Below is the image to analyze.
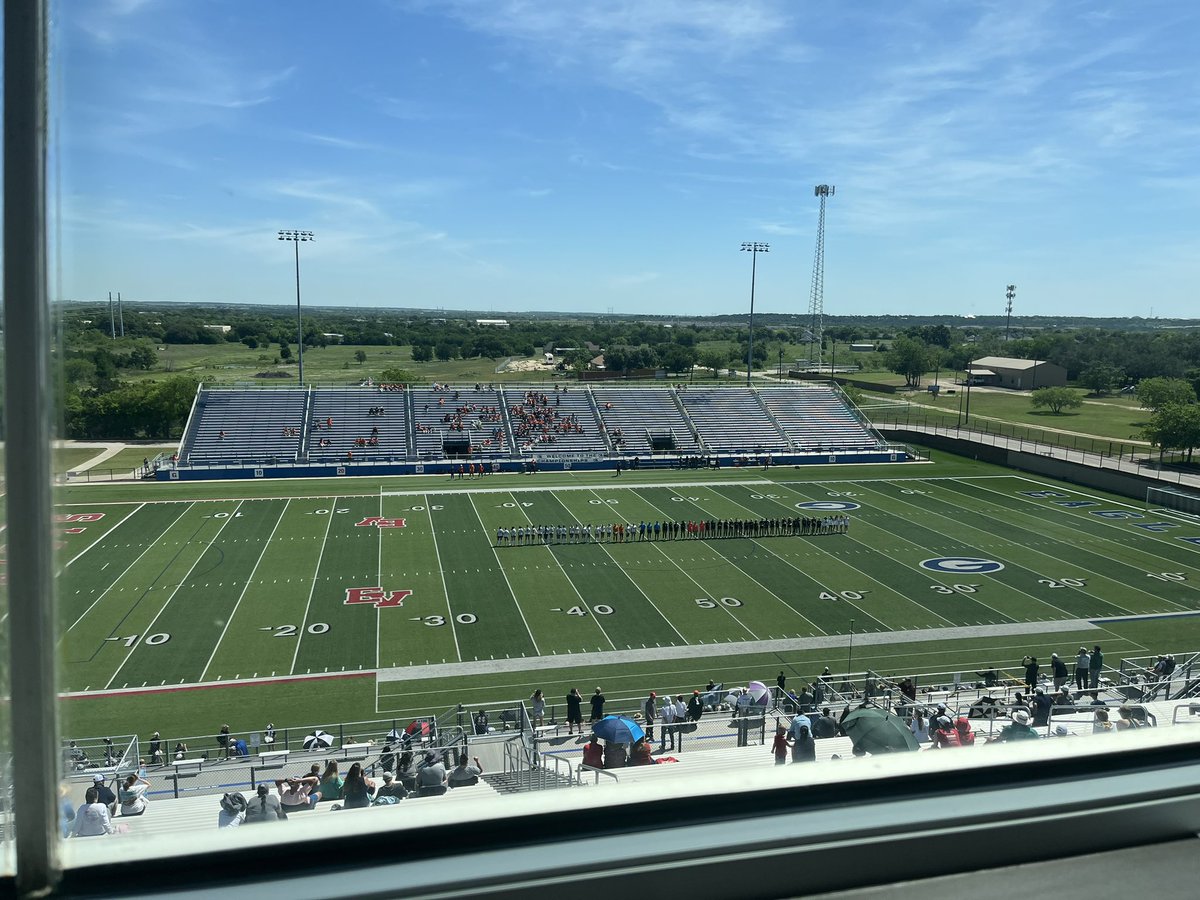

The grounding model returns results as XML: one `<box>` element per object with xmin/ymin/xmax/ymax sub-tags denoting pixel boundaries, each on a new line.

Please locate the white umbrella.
<box><xmin>303</xmin><ymin>730</ymin><xmax>333</xmax><ymax>750</ymax></box>
<box><xmin>747</xmin><ymin>681</ymin><xmax>770</xmax><ymax>703</ymax></box>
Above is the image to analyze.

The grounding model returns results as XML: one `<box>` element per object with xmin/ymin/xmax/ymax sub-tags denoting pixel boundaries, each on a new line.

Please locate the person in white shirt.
<box><xmin>660</xmin><ymin>696</ymin><xmax>678</xmax><ymax>751</ymax></box>
<box><xmin>218</xmin><ymin>792</ymin><xmax>247</xmax><ymax>828</ymax></box>
<box><xmin>118</xmin><ymin>773</ymin><xmax>151</xmax><ymax>817</ymax></box>
<box><xmin>71</xmin><ymin>787</ymin><xmax>117</xmax><ymax>837</ymax></box>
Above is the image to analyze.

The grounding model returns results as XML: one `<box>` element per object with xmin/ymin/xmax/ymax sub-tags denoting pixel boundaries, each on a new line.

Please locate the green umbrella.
<box><xmin>841</xmin><ymin>707</ymin><xmax>919</xmax><ymax>754</ymax></box>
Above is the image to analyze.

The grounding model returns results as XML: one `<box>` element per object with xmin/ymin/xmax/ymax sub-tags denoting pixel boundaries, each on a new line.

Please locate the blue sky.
<box><xmin>55</xmin><ymin>0</ymin><xmax>1200</xmax><ymax>318</ymax></box>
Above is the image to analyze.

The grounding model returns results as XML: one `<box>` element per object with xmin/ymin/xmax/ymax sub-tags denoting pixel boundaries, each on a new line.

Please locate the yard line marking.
<box><xmin>199</xmin><ymin>499</ymin><xmax>290</xmax><ymax>682</ymax></box>
<box><xmin>424</xmin><ymin>494</ymin><xmax>463</xmax><ymax>663</ymax></box>
<box><xmin>627</xmin><ymin>491</ymin><xmax>763</xmax><ymax>640</ymax></box>
<box><xmin>61</xmin><ymin>502</ymin><xmax>196</xmax><ymax>636</ymax></box>
<box><xmin>466</xmin><ymin>494</ymin><xmax>542</xmax><ymax>655</ymax></box>
<box><xmin>377</xmin><ymin>489</ymin><xmax>383</xmax><ymax>670</ymax></box>
<box><xmin>549</xmin><ymin>494</ymin><xmax>689</xmax><ymax>645</ymax></box>
<box><xmin>60</xmin><ymin>502</ymin><xmax>146</xmax><ymax>570</ymax></box>
<box><xmin>704</xmin><ymin>488</ymin><xmax>896</xmax><ymax>631</ymax></box>
<box><xmin>104</xmin><ymin>500</ymin><xmax>245</xmax><ymax>689</ymax></box>
<box><xmin>507</xmin><ymin>491</ymin><xmax>616</xmax><ymax>651</ymax></box>
<box><xmin>859</xmin><ymin>479</ymin><xmax>1166</xmax><ymax>616</ymax></box>
<box><xmin>938</xmin><ymin>478</ymin><xmax>1195</xmax><ymax>608</ymax></box>
<box><xmin>289</xmin><ymin>502</ymin><xmax>337</xmax><ymax>675</ymax></box>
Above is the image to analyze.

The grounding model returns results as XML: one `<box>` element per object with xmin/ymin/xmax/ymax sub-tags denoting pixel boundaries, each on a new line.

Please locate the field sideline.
<box><xmin>52</xmin><ymin>454</ymin><xmax>1200</xmax><ymax>739</ymax></box>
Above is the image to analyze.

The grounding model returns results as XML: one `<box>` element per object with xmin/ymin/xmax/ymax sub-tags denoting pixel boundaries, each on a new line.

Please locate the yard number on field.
<box><xmin>819</xmin><ymin>590</ymin><xmax>869</xmax><ymax>601</ymax></box>
<box><xmin>261</xmin><ymin>623</ymin><xmax>329</xmax><ymax>637</ymax></box>
<box><xmin>551</xmin><ymin>606</ymin><xmax>615</xmax><ymax>616</ymax></box>
<box><xmin>414</xmin><ymin>614</ymin><xmax>477</xmax><ymax>626</ymax></box>
<box><xmin>695</xmin><ymin>597</ymin><xmax>743</xmax><ymax>608</ymax></box>
<box><xmin>1147</xmin><ymin>572</ymin><xmax>1187</xmax><ymax>582</ymax></box>
<box><xmin>930</xmin><ymin>584</ymin><xmax>979</xmax><ymax>594</ymax></box>
<box><xmin>105</xmin><ymin>632</ymin><xmax>169</xmax><ymax>647</ymax></box>
<box><xmin>1038</xmin><ymin>577</ymin><xmax>1088</xmax><ymax>588</ymax></box>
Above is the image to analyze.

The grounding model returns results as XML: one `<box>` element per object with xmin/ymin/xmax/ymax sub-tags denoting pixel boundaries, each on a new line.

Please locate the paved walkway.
<box><xmin>877</xmin><ymin>421</ymin><xmax>1200</xmax><ymax>492</ymax></box>
<box><xmin>65</xmin><ymin>442</ymin><xmax>126</xmax><ymax>472</ymax></box>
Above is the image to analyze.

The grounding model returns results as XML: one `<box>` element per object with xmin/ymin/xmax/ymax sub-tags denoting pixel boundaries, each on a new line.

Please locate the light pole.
<box><xmin>847</xmin><ymin>618</ymin><xmax>856</xmax><ymax>672</ymax></box>
<box><xmin>778</xmin><ymin>347</ymin><xmax>784</xmax><ymax>381</ymax></box>
<box><xmin>740</xmin><ymin>241</ymin><xmax>768</xmax><ymax>386</ymax></box>
<box><xmin>1005</xmin><ymin>284</ymin><xmax>1016</xmax><ymax>342</ymax></box>
<box><xmin>278</xmin><ymin>229</ymin><xmax>314</xmax><ymax>385</ymax></box>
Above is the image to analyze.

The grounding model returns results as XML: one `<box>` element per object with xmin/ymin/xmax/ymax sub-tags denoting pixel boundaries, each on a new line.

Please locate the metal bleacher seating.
<box><xmin>759</xmin><ymin>386</ymin><xmax>881</xmax><ymax>451</ymax></box>
<box><xmin>678</xmin><ymin>388</ymin><xmax>789</xmax><ymax>452</ymax></box>
<box><xmin>504</xmin><ymin>386</ymin><xmax>606</xmax><ymax>454</ymax></box>
<box><xmin>590</xmin><ymin>387</ymin><xmax>701</xmax><ymax>455</ymax></box>
<box><xmin>410</xmin><ymin>386</ymin><xmax>509</xmax><ymax>459</ymax></box>
<box><xmin>308</xmin><ymin>389</ymin><xmax>409</xmax><ymax>462</ymax></box>
<box><xmin>185</xmin><ymin>389</ymin><xmax>306</xmax><ymax>464</ymax></box>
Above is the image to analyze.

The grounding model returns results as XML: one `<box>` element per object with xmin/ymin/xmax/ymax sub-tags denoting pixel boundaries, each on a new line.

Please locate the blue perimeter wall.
<box><xmin>158</xmin><ymin>450</ymin><xmax>909</xmax><ymax>481</ymax></box>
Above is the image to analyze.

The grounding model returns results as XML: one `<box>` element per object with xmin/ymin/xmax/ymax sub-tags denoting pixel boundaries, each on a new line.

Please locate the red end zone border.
<box><xmin>60</xmin><ymin>670</ymin><xmax>374</xmax><ymax>701</ymax></box>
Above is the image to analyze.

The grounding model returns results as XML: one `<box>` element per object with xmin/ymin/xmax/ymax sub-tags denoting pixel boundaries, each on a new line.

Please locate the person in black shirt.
<box><xmin>565</xmin><ymin>688</ymin><xmax>583</xmax><ymax>734</ymax></box>
<box><xmin>590</xmin><ymin>687</ymin><xmax>606</xmax><ymax>722</ymax></box>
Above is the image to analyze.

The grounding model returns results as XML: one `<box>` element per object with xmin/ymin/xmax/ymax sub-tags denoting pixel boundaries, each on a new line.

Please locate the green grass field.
<box><xmin>53</xmin><ymin>455</ymin><xmax>1200</xmax><ymax>740</ymax></box>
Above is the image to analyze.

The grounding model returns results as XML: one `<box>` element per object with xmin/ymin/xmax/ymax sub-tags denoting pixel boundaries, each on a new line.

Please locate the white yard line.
<box><xmin>506</xmin><ymin>491</ymin><xmax>616</xmax><ymax>651</ymax></box>
<box><xmin>104</xmin><ymin>500</ymin><xmax>245</xmax><ymax>689</ymax></box>
<box><xmin>424</xmin><ymin>494</ymin><xmax>463</xmax><ymax>663</ymax></box>
<box><xmin>60</xmin><ymin>502</ymin><xmax>146</xmax><ymax>570</ymax></box>
<box><xmin>199</xmin><ymin>499</ymin><xmax>290</xmax><ymax>682</ymax></box>
<box><xmin>466</xmin><ymin>494</ymin><xmax>542</xmax><ymax>656</ymax></box>
<box><xmin>61</xmin><ymin>503</ymin><xmax>196</xmax><ymax>636</ymax></box>
<box><xmin>376</xmin><ymin>490</ymin><xmax>384</xmax><ymax>670</ymax></box>
<box><xmin>289</xmin><ymin>502</ymin><xmax>337</xmax><ymax>675</ymax></box>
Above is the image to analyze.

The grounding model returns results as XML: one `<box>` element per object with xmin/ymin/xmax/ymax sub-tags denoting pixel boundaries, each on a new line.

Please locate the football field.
<box><xmin>56</xmin><ymin>468</ymin><xmax>1200</xmax><ymax>700</ymax></box>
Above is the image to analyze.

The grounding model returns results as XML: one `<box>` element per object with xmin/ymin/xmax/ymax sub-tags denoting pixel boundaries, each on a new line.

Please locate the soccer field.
<box><xmin>57</xmin><ymin>467</ymin><xmax>1200</xmax><ymax>701</ymax></box>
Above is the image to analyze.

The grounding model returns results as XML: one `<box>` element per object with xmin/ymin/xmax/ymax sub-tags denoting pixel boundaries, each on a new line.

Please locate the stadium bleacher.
<box><xmin>409</xmin><ymin>386</ymin><xmax>510</xmax><ymax>459</ymax></box>
<box><xmin>759</xmin><ymin>385</ymin><xmax>881</xmax><ymax>451</ymax></box>
<box><xmin>590</xmin><ymin>387</ymin><xmax>702</xmax><ymax>455</ymax></box>
<box><xmin>184</xmin><ymin>388</ymin><xmax>306</xmax><ymax>464</ymax></box>
<box><xmin>678</xmin><ymin>387</ymin><xmax>789</xmax><ymax>452</ymax></box>
<box><xmin>503</xmin><ymin>386</ymin><xmax>606</xmax><ymax>454</ymax></box>
<box><xmin>307</xmin><ymin>388</ymin><xmax>409</xmax><ymax>462</ymax></box>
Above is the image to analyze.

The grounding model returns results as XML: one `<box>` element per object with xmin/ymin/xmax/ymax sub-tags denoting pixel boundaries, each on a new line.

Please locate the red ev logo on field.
<box><xmin>354</xmin><ymin>517</ymin><xmax>407</xmax><ymax>528</ymax></box>
<box><xmin>344</xmin><ymin>586</ymin><xmax>413</xmax><ymax>608</ymax></box>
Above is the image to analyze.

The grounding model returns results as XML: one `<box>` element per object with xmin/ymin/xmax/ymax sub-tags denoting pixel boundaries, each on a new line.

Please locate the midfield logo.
<box><xmin>345</xmin><ymin>586</ymin><xmax>413</xmax><ymax>608</ymax></box>
<box><xmin>355</xmin><ymin>517</ymin><xmax>407</xmax><ymax>528</ymax></box>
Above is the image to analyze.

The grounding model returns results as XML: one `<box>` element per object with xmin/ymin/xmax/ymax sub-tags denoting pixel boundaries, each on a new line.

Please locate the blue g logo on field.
<box><xmin>921</xmin><ymin>557</ymin><xmax>1005</xmax><ymax>574</ymax></box>
<box><xmin>796</xmin><ymin>501</ymin><xmax>861</xmax><ymax>511</ymax></box>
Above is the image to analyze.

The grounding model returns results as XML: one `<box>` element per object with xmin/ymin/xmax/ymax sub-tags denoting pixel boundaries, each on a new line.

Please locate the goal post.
<box><xmin>1146</xmin><ymin>485</ymin><xmax>1200</xmax><ymax>516</ymax></box>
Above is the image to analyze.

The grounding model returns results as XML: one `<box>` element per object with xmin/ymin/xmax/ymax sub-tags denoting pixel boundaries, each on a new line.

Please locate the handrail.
<box><xmin>577</xmin><ymin>763</ymin><xmax>619</xmax><ymax>785</ymax></box>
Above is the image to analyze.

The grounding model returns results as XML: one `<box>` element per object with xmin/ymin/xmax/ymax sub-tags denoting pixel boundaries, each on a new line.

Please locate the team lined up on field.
<box><xmin>495</xmin><ymin>515</ymin><xmax>850</xmax><ymax>547</ymax></box>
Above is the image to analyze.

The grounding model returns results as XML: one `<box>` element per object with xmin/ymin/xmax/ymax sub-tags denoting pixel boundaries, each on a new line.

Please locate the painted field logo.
<box><xmin>921</xmin><ymin>557</ymin><xmax>1005</xmax><ymax>574</ymax></box>
<box><xmin>796</xmin><ymin>501</ymin><xmax>861</xmax><ymax>511</ymax></box>
<box><xmin>355</xmin><ymin>517</ymin><xmax>407</xmax><ymax>528</ymax></box>
<box><xmin>345</xmin><ymin>586</ymin><xmax>413</xmax><ymax>608</ymax></box>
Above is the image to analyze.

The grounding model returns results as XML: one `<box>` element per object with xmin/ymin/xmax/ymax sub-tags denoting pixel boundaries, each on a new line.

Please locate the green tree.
<box><xmin>355</xmin><ymin>349</ymin><xmax>368</xmax><ymax>365</ymax></box>
<box><xmin>1135</xmin><ymin>376</ymin><xmax>1196</xmax><ymax>412</ymax></box>
<box><xmin>885</xmin><ymin>335</ymin><xmax>936</xmax><ymax>388</ymax></box>
<box><xmin>1079</xmin><ymin>364</ymin><xmax>1123</xmax><ymax>396</ymax></box>
<box><xmin>379</xmin><ymin>367</ymin><xmax>417</xmax><ymax>384</ymax></box>
<box><xmin>1142</xmin><ymin>403</ymin><xmax>1200</xmax><ymax>462</ymax></box>
<box><xmin>411</xmin><ymin>344</ymin><xmax>434</xmax><ymax>363</ymax></box>
<box><xmin>279</xmin><ymin>345</ymin><xmax>292</xmax><ymax>361</ymax></box>
<box><xmin>697</xmin><ymin>350</ymin><xmax>725</xmax><ymax>378</ymax></box>
<box><xmin>434</xmin><ymin>343</ymin><xmax>455</xmax><ymax>362</ymax></box>
<box><xmin>1031</xmin><ymin>386</ymin><xmax>1083</xmax><ymax>415</ymax></box>
<box><xmin>657</xmin><ymin>344</ymin><xmax>697</xmax><ymax>374</ymax></box>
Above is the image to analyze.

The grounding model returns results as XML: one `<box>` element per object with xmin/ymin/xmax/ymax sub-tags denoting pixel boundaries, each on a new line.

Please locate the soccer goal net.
<box><xmin>1146</xmin><ymin>486</ymin><xmax>1200</xmax><ymax>517</ymax></box>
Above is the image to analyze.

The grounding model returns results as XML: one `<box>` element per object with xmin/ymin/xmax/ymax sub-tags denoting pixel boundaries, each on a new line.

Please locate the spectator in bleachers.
<box><xmin>244</xmin><ymin>783</ymin><xmax>286</xmax><ymax>823</ymax></box>
<box><xmin>791</xmin><ymin>725</ymin><xmax>816</xmax><ymax>763</ymax></box>
<box><xmin>174</xmin><ymin>742</ymin><xmax>188</xmax><ymax>761</ymax></box>
<box><xmin>643</xmin><ymin>692</ymin><xmax>657</xmax><ymax>742</ymax></box>
<box><xmin>582</xmin><ymin>737</ymin><xmax>604</xmax><ymax>770</ymax></box>
<box><xmin>118</xmin><ymin>773</ymin><xmax>151</xmax><ymax>817</ymax></box>
<box><xmin>930</xmin><ymin>717</ymin><xmax>961</xmax><ymax>749</ymax></box>
<box><xmin>339</xmin><ymin>762</ymin><xmax>376</xmax><ymax>809</ymax></box>
<box><xmin>1022</xmin><ymin>656</ymin><xmax>1040</xmax><ymax>693</ymax></box>
<box><xmin>218</xmin><ymin>792</ymin><xmax>247</xmax><ymax>828</ymax></box>
<box><xmin>448</xmin><ymin>753</ymin><xmax>484</xmax><ymax>788</ymax></box>
<box><xmin>812</xmin><ymin>708</ymin><xmax>840</xmax><ymax>739</ymax></box>
<box><xmin>277</xmin><ymin>776</ymin><xmax>320</xmax><ymax>812</ymax></box>
<box><xmin>1089</xmin><ymin>645</ymin><xmax>1104</xmax><ymax>689</ymax></box>
<box><xmin>629</xmin><ymin>738</ymin><xmax>654</xmax><ymax>766</ymax></box>
<box><xmin>417</xmin><ymin>751</ymin><xmax>448</xmax><ymax>797</ymax></box>
<box><xmin>566</xmin><ymin>688</ymin><xmax>583</xmax><ymax>734</ymax></box>
<box><xmin>395</xmin><ymin>751</ymin><xmax>418</xmax><ymax>793</ymax></box>
<box><xmin>374</xmin><ymin>771</ymin><xmax>408</xmax><ymax>802</ymax></box>
<box><xmin>955</xmin><ymin>717</ymin><xmax>976</xmax><ymax>746</ymax></box>
<box><xmin>70</xmin><ymin>787</ymin><xmax>117</xmax><ymax>837</ymax></box>
<box><xmin>217</xmin><ymin>724</ymin><xmax>231</xmax><ymax>759</ymax></box>
<box><xmin>92</xmin><ymin>774</ymin><xmax>117</xmax><ymax>815</ymax></box>
<box><xmin>1115</xmin><ymin>706</ymin><xmax>1145</xmax><ymax>732</ymax></box>
<box><xmin>379</xmin><ymin>742</ymin><xmax>396</xmax><ymax>773</ymax></box>
<box><xmin>1074</xmin><ymin>647</ymin><xmax>1091</xmax><ymax>690</ymax></box>
<box><xmin>909</xmin><ymin>709</ymin><xmax>931</xmax><ymax>744</ymax></box>
<box><xmin>687</xmin><ymin>690</ymin><xmax>704</xmax><ymax>722</ymax></box>
<box><xmin>1050</xmin><ymin>653</ymin><xmax>1069</xmax><ymax>690</ymax></box>
<box><xmin>991</xmin><ymin>710</ymin><xmax>1039</xmax><ymax>743</ymax></box>
<box><xmin>59</xmin><ymin>785</ymin><xmax>75</xmax><ymax>838</ymax></box>
<box><xmin>530</xmin><ymin>690</ymin><xmax>546</xmax><ymax>727</ymax></box>
<box><xmin>1093</xmin><ymin>708</ymin><xmax>1115</xmax><ymax>734</ymax></box>
<box><xmin>590</xmin><ymin>687</ymin><xmax>606</xmax><ymax>722</ymax></box>
<box><xmin>148</xmin><ymin>732</ymin><xmax>162</xmax><ymax>766</ymax></box>
<box><xmin>1032</xmin><ymin>689</ymin><xmax>1053</xmax><ymax>727</ymax></box>
<box><xmin>318</xmin><ymin>761</ymin><xmax>343</xmax><ymax>803</ymax></box>
<box><xmin>771</xmin><ymin>725</ymin><xmax>792</xmax><ymax>765</ymax></box>
<box><xmin>1054</xmin><ymin>685</ymin><xmax>1074</xmax><ymax>711</ymax></box>
<box><xmin>603</xmin><ymin>741</ymin><xmax>628</xmax><ymax>769</ymax></box>
<box><xmin>659</xmin><ymin>694</ymin><xmax>677</xmax><ymax>751</ymax></box>
<box><xmin>473</xmin><ymin>709</ymin><xmax>489</xmax><ymax>735</ymax></box>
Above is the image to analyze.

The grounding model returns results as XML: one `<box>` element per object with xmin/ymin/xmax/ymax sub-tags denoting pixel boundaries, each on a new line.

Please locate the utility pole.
<box><xmin>108</xmin><ymin>291</ymin><xmax>115</xmax><ymax>338</ymax></box>
<box><xmin>807</xmin><ymin>184</ymin><xmax>835</xmax><ymax>370</ymax></box>
<box><xmin>118</xmin><ymin>291</ymin><xmax>124</xmax><ymax>337</ymax></box>
<box><xmin>740</xmin><ymin>241</ymin><xmax>768</xmax><ymax>387</ymax></box>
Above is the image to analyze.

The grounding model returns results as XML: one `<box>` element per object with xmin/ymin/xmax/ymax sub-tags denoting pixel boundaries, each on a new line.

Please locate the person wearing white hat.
<box><xmin>991</xmin><ymin>709</ymin><xmax>1039</xmax><ymax>743</ymax></box>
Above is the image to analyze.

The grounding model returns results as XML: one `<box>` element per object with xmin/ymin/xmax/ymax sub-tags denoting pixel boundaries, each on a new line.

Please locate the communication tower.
<box><xmin>807</xmin><ymin>184</ymin><xmax>835</xmax><ymax>369</ymax></box>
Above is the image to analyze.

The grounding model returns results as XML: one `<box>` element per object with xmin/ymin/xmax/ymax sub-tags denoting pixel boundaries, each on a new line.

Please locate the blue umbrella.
<box><xmin>592</xmin><ymin>715</ymin><xmax>645</xmax><ymax>745</ymax></box>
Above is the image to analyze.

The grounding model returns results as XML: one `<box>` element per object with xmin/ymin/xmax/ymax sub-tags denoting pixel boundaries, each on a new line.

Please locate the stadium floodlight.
<box><xmin>740</xmin><ymin>242</ymin><xmax>769</xmax><ymax>386</ymax></box>
<box><xmin>278</xmin><ymin>229</ymin><xmax>314</xmax><ymax>385</ymax></box>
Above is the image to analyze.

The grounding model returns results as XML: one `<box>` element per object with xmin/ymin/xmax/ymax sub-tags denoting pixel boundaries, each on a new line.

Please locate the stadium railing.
<box><xmin>1117</xmin><ymin>651</ymin><xmax>1199</xmax><ymax>702</ymax></box>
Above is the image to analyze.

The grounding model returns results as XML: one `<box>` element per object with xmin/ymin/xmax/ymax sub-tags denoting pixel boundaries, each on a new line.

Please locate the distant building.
<box><xmin>203</xmin><ymin>324</ymin><xmax>232</xmax><ymax>333</ymax></box>
<box><xmin>968</xmin><ymin>356</ymin><xmax>1066</xmax><ymax>390</ymax></box>
<box><xmin>476</xmin><ymin>319</ymin><xmax>510</xmax><ymax>328</ymax></box>
<box><xmin>322</xmin><ymin>333</ymin><xmax>345</xmax><ymax>343</ymax></box>
<box><xmin>849</xmin><ymin>343</ymin><xmax>874</xmax><ymax>352</ymax></box>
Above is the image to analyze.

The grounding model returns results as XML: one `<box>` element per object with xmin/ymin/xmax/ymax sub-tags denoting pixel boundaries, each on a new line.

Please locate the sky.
<box><xmin>54</xmin><ymin>0</ymin><xmax>1200</xmax><ymax>319</ymax></box>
